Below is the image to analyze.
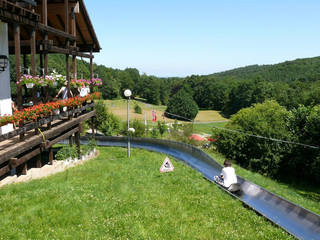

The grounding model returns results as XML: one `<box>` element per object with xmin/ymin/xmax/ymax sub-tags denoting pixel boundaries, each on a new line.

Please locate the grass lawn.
<box><xmin>0</xmin><ymin>147</ymin><xmax>294</xmax><ymax>239</ymax></box>
<box><xmin>104</xmin><ymin>99</ymin><xmax>228</xmax><ymax>123</ymax></box>
<box><xmin>207</xmin><ymin>151</ymin><xmax>320</xmax><ymax>216</ymax></box>
<box><xmin>194</xmin><ymin>110</ymin><xmax>228</xmax><ymax>122</ymax></box>
<box><xmin>193</xmin><ymin>122</ymin><xmax>229</xmax><ymax>135</ymax></box>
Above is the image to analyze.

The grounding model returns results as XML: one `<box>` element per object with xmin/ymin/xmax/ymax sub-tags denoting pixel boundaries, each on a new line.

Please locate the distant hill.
<box><xmin>208</xmin><ymin>56</ymin><xmax>320</xmax><ymax>82</ymax></box>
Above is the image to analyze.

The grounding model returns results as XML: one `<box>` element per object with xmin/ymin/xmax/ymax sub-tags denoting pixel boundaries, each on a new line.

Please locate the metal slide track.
<box><xmin>82</xmin><ymin>136</ymin><xmax>320</xmax><ymax>240</ymax></box>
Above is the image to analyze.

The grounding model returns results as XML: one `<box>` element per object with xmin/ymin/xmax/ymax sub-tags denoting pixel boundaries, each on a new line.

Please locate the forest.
<box><xmin>11</xmin><ymin>55</ymin><xmax>320</xmax><ymax>116</ymax></box>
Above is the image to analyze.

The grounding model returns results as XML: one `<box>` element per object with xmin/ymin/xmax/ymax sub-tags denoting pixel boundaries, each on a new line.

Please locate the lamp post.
<box><xmin>124</xmin><ymin>89</ymin><xmax>132</xmax><ymax>157</ymax></box>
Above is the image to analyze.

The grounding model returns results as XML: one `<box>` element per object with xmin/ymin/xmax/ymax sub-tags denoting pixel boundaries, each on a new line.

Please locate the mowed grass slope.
<box><xmin>104</xmin><ymin>99</ymin><xmax>228</xmax><ymax>123</ymax></box>
<box><xmin>0</xmin><ymin>147</ymin><xmax>293</xmax><ymax>239</ymax></box>
<box><xmin>208</xmin><ymin>151</ymin><xmax>320</xmax><ymax>216</ymax></box>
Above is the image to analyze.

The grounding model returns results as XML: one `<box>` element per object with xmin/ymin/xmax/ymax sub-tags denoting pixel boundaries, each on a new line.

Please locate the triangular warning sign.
<box><xmin>160</xmin><ymin>156</ymin><xmax>174</xmax><ymax>173</ymax></box>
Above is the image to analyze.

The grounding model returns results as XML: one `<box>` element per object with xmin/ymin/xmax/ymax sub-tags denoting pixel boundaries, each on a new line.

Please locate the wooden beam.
<box><xmin>0</xmin><ymin>0</ymin><xmax>40</xmax><ymax>25</ymax></box>
<box><xmin>69</xmin><ymin>135</ymin><xmax>73</xmax><ymax>147</ymax></box>
<box><xmin>66</xmin><ymin>53</ymin><xmax>70</xmax><ymax>97</ymax></box>
<box><xmin>45</xmin><ymin>127</ymin><xmax>79</xmax><ymax>149</ymax></box>
<box><xmin>71</xmin><ymin>7</ymin><xmax>77</xmax><ymax>81</ymax></box>
<box><xmin>36</xmin><ymin>154</ymin><xmax>41</xmax><ymax>168</ymax></box>
<box><xmin>75</xmin><ymin>18</ymin><xmax>87</xmax><ymax>45</ymax></box>
<box><xmin>64</xmin><ymin>0</ymin><xmax>69</xmax><ymax>33</ymax></box>
<box><xmin>73</xmin><ymin>51</ymin><xmax>93</xmax><ymax>59</ymax></box>
<box><xmin>43</xmin><ymin>34</ymin><xmax>48</xmax><ymax>76</ymax></box>
<box><xmin>30</xmin><ymin>29</ymin><xmax>36</xmax><ymax>75</ymax></box>
<box><xmin>9</xmin><ymin>39</ymin><xmax>32</xmax><ymax>47</ymax></box>
<box><xmin>31</xmin><ymin>27</ymin><xmax>37</xmax><ymax>104</ymax></box>
<box><xmin>0</xmin><ymin>165</ymin><xmax>10</xmax><ymax>176</ymax></box>
<box><xmin>37</xmin><ymin>23</ymin><xmax>77</xmax><ymax>41</ymax></box>
<box><xmin>41</xmin><ymin>0</ymin><xmax>48</xmax><ymax>83</ymax></box>
<box><xmin>9</xmin><ymin>148</ymin><xmax>41</xmax><ymax>168</ymax></box>
<box><xmin>91</xmin><ymin>116</ymin><xmax>95</xmax><ymax>140</ymax></box>
<box><xmin>48</xmin><ymin>148</ymin><xmax>53</xmax><ymax>165</ymax></box>
<box><xmin>72</xmin><ymin>55</ymin><xmax>77</xmax><ymax>80</ymax></box>
<box><xmin>90</xmin><ymin>49</ymin><xmax>93</xmax><ymax>92</ymax></box>
<box><xmin>48</xmin><ymin>19</ymin><xmax>63</xmax><ymax>46</ymax></box>
<box><xmin>79</xmin><ymin>1</ymin><xmax>99</xmax><ymax>50</ymax></box>
<box><xmin>42</xmin><ymin>0</ymin><xmax>47</xmax><ymax>25</ymax></box>
<box><xmin>75</xmin><ymin>126</ymin><xmax>81</xmax><ymax>159</ymax></box>
<box><xmin>49</xmin><ymin>45</ymin><xmax>69</xmax><ymax>54</ymax></box>
<box><xmin>18</xmin><ymin>163</ymin><xmax>27</xmax><ymax>175</ymax></box>
<box><xmin>14</xmin><ymin>23</ymin><xmax>22</xmax><ymax>110</ymax></box>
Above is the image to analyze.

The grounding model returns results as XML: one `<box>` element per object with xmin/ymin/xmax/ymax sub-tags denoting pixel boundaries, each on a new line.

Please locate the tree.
<box><xmin>214</xmin><ymin>100</ymin><xmax>292</xmax><ymax>177</ymax></box>
<box><xmin>140</xmin><ymin>75</ymin><xmax>161</xmax><ymax>105</ymax></box>
<box><xmin>165</xmin><ymin>89</ymin><xmax>198</xmax><ymax>120</ymax></box>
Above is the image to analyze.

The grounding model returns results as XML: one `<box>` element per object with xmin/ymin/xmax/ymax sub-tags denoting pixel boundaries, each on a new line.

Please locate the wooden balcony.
<box><xmin>0</xmin><ymin>103</ymin><xmax>95</xmax><ymax>179</ymax></box>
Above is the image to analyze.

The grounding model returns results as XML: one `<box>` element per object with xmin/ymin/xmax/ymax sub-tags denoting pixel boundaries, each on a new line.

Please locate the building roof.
<box><xmin>5</xmin><ymin>0</ymin><xmax>100</xmax><ymax>54</ymax></box>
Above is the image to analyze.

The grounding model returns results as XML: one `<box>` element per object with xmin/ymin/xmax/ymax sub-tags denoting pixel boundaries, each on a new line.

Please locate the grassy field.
<box><xmin>193</xmin><ymin>121</ymin><xmax>229</xmax><ymax>135</ymax></box>
<box><xmin>104</xmin><ymin>99</ymin><xmax>228</xmax><ymax>123</ymax></box>
<box><xmin>207</xmin><ymin>151</ymin><xmax>320</xmax><ymax>216</ymax></box>
<box><xmin>0</xmin><ymin>147</ymin><xmax>295</xmax><ymax>239</ymax></box>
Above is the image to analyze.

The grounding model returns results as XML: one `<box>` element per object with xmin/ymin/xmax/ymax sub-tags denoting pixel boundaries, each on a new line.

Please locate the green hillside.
<box><xmin>10</xmin><ymin>54</ymin><xmax>320</xmax><ymax>116</ymax></box>
<box><xmin>210</xmin><ymin>56</ymin><xmax>320</xmax><ymax>82</ymax></box>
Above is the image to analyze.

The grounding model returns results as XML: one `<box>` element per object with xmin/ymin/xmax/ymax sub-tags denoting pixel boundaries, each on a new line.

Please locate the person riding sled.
<box><xmin>214</xmin><ymin>160</ymin><xmax>239</xmax><ymax>191</ymax></box>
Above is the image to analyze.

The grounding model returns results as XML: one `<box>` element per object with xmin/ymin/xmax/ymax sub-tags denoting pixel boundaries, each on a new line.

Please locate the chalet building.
<box><xmin>0</xmin><ymin>0</ymin><xmax>100</xmax><ymax>178</ymax></box>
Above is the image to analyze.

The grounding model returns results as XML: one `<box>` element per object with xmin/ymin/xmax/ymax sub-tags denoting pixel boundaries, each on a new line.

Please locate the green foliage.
<box><xmin>213</xmin><ymin>101</ymin><xmax>320</xmax><ymax>183</ymax></box>
<box><xmin>139</xmin><ymin>75</ymin><xmax>161</xmax><ymax>105</ymax></box>
<box><xmin>134</xmin><ymin>104</ymin><xmax>142</xmax><ymax>114</ymax></box>
<box><xmin>100</xmin><ymin>112</ymin><xmax>121</xmax><ymax>136</ymax></box>
<box><xmin>94</xmin><ymin>100</ymin><xmax>108</xmax><ymax>129</ymax></box>
<box><xmin>284</xmin><ymin>105</ymin><xmax>320</xmax><ymax>182</ymax></box>
<box><xmin>11</xmin><ymin>54</ymin><xmax>320</xmax><ymax>116</ymax></box>
<box><xmin>121</xmin><ymin>119</ymin><xmax>146</xmax><ymax>137</ymax></box>
<box><xmin>55</xmin><ymin>145</ymin><xmax>78</xmax><ymax>160</ymax></box>
<box><xmin>88</xmin><ymin>139</ymin><xmax>97</xmax><ymax>150</ymax></box>
<box><xmin>157</xmin><ymin>121</ymin><xmax>167</xmax><ymax>136</ymax></box>
<box><xmin>213</xmin><ymin>101</ymin><xmax>292</xmax><ymax>177</ymax></box>
<box><xmin>166</xmin><ymin>89</ymin><xmax>199</xmax><ymax>120</ymax></box>
<box><xmin>132</xmin><ymin>119</ymin><xmax>145</xmax><ymax>137</ymax></box>
<box><xmin>150</xmin><ymin>127</ymin><xmax>159</xmax><ymax>138</ymax></box>
<box><xmin>94</xmin><ymin>100</ymin><xmax>120</xmax><ymax>136</ymax></box>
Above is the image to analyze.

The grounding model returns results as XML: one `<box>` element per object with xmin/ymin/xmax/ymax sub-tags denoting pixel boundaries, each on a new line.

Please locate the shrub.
<box><xmin>88</xmin><ymin>139</ymin><xmax>97</xmax><ymax>151</ymax></box>
<box><xmin>100</xmin><ymin>112</ymin><xmax>120</xmax><ymax>136</ymax></box>
<box><xmin>213</xmin><ymin>100</ymin><xmax>292</xmax><ymax>177</ymax></box>
<box><xmin>55</xmin><ymin>145</ymin><xmax>78</xmax><ymax>160</ymax></box>
<box><xmin>151</xmin><ymin>127</ymin><xmax>158</xmax><ymax>138</ymax></box>
<box><xmin>132</xmin><ymin>119</ymin><xmax>145</xmax><ymax>137</ymax></box>
<box><xmin>286</xmin><ymin>105</ymin><xmax>320</xmax><ymax>183</ymax></box>
<box><xmin>134</xmin><ymin>104</ymin><xmax>142</xmax><ymax>114</ymax></box>
<box><xmin>165</xmin><ymin>89</ymin><xmax>198</xmax><ymax>121</ymax></box>
<box><xmin>81</xmin><ymin>144</ymin><xmax>90</xmax><ymax>155</ymax></box>
<box><xmin>94</xmin><ymin>100</ymin><xmax>108</xmax><ymax>129</ymax></box>
<box><xmin>157</xmin><ymin>121</ymin><xmax>167</xmax><ymax>136</ymax></box>
<box><xmin>121</xmin><ymin>119</ymin><xmax>146</xmax><ymax>137</ymax></box>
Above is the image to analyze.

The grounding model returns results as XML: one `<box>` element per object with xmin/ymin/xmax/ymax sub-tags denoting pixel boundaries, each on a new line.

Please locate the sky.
<box><xmin>85</xmin><ymin>0</ymin><xmax>320</xmax><ymax>77</ymax></box>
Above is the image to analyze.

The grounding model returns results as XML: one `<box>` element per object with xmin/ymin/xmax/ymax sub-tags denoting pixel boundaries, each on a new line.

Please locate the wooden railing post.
<box><xmin>75</xmin><ymin>125</ymin><xmax>81</xmax><ymax>159</ymax></box>
<box><xmin>36</xmin><ymin>153</ymin><xmax>42</xmax><ymax>168</ymax></box>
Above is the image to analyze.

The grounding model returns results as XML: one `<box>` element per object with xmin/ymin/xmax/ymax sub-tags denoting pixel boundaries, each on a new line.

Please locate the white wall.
<box><xmin>0</xmin><ymin>20</ymin><xmax>13</xmax><ymax>134</ymax></box>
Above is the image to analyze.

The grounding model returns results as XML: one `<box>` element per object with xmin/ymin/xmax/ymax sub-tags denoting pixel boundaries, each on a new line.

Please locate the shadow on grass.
<box><xmin>277</xmin><ymin>175</ymin><xmax>320</xmax><ymax>204</ymax></box>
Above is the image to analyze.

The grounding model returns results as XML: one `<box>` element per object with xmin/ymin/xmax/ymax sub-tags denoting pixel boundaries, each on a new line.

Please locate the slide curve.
<box><xmin>81</xmin><ymin>136</ymin><xmax>320</xmax><ymax>240</ymax></box>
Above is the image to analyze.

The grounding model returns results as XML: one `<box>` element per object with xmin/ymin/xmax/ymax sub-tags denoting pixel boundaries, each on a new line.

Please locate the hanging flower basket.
<box><xmin>26</xmin><ymin>83</ymin><xmax>34</xmax><ymax>88</ymax></box>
